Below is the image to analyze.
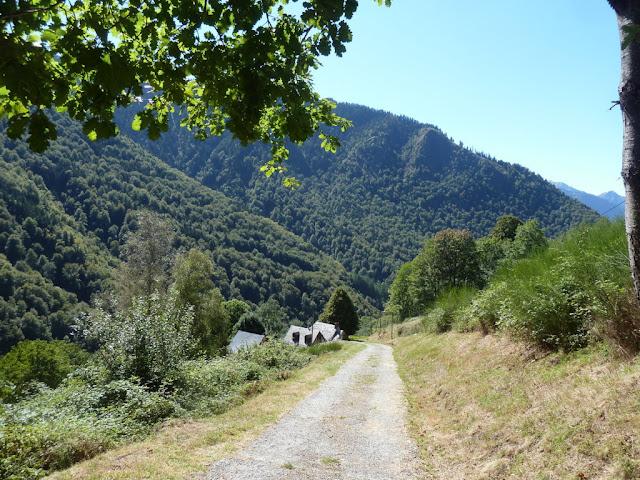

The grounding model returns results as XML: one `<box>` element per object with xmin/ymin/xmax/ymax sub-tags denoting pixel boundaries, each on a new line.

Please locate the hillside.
<box><xmin>117</xmin><ymin>103</ymin><xmax>601</xmax><ymax>285</ymax></box>
<box><xmin>392</xmin><ymin>329</ymin><xmax>640</xmax><ymax>479</ymax></box>
<box><xmin>0</xmin><ymin>114</ymin><xmax>374</xmax><ymax>353</ymax></box>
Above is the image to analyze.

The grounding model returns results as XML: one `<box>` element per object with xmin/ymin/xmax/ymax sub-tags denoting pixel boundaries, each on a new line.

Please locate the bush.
<box><xmin>173</xmin><ymin>357</ymin><xmax>266</xmax><ymax>415</ymax></box>
<box><xmin>0</xmin><ymin>338</ymin><xmax>313</xmax><ymax>478</ymax></box>
<box><xmin>422</xmin><ymin>286</ymin><xmax>477</xmax><ymax>333</ymax></box>
<box><xmin>495</xmin><ymin>272</ymin><xmax>592</xmax><ymax>350</ymax></box>
<box><xmin>468</xmin><ymin>219</ymin><xmax>638</xmax><ymax>351</ymax></box>
<box><xmin>234</xmin><ymin>341</ymin><xmax>310</xmax><ymax>371</ymax></box>
<box><xmin>0</xmin><ymin>340</ymin><xmax>89</xmax><ymax>403</ymax></box>
<box><xmin>0</xmin><ymin>372</ymin><xmax>176</xmax><ymax>480</ymax></box>
<box><xmin>463</xmin><ymin>282</ymin><xmax>509</xmax><ymax>334</ymax></box>
<box><xmin>174</xmin><ymin>341</ymin><xmax>310</xmax><ymax>415</ymax></box>
<box><xmin>80</xmin><ymin>291</ymin><xmax>196</xmax><ymax>388</ymax></box>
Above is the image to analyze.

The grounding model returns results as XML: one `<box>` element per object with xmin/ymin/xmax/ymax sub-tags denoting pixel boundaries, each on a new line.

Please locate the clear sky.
<box><xmin>310</xmin><ymin>0</ymin><xmax>624</xmax><ymax>195</ymax></box>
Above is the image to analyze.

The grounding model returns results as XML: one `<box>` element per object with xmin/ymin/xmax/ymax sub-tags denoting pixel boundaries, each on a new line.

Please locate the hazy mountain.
<box><xmin>553</xmin><ymin>182</ymin><xmax>625</xmax><ymax>219</ymax></box>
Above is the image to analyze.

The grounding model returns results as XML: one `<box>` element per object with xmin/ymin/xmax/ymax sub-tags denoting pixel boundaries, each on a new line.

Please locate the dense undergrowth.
<box><xmin>0</xmin><ymin>341</ymin><xmax>320</xmax><ymax>480</ymax></box>
<box><xmin>413</xmin><ymin>219</ymin><xmax>640</xmax><ymax>354</ymax></box>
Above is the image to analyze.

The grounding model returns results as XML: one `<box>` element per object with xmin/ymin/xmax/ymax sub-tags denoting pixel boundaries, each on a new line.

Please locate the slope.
<box><xmin>0</xmin><ymin>113</ymin><xmax>374</xmax><ymax>353</ymax></box>
<box><xmin>117</xmin><ymin>103</ymin><xmax>600</xmax><ymax>287</ymax></box>
<box><xmin>553</xmin><ymin>182</ymin><xmax>625</xmax><ymax>219</ymax></box>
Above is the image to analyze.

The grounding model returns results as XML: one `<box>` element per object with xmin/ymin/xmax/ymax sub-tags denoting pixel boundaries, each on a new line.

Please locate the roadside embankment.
<box><xmin>392</xmin><ymin>331</ymin><xmax>640</xmax><ymax>479</ymax></box>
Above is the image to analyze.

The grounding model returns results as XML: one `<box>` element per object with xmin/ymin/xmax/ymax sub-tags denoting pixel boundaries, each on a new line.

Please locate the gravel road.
<box><xmin>203</xmin><ymin>342</ymin><xmax>420</xmax><ymax>480</ymax></box>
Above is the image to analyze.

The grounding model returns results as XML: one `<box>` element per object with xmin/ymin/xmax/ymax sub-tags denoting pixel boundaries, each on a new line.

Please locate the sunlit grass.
<box><xmin>393</xmin><ymin>331</ymin><xmax>640</xmax><ymax>479</ymax></box>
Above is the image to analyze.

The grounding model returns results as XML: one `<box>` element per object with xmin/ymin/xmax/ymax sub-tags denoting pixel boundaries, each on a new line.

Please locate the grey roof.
<box><xmin>228</xmin><ymin>330</ymin><xmax>265</xmax><ymax>353</ymax></box>
<box><xmin>284</xmin><ymin>322</ymin><xmax>342</xmax><ymax>347</ymax></box>
<box><xmin>311</xmin><ymin>321</ymin><xmax>342</xmax><ymax>343</ymax></box>
<box><xmin>284</xmin><ymin>325</ymin><xmax>311</xmax><ymax>347</ymax></box>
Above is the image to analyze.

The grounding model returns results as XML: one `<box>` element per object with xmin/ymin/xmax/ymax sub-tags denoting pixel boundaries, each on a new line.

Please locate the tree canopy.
<box><xmin>318</xmin><ymin>286</ymin><xmax>359</xmax><ymax>336</ymax></box>
<box><xmin>0</xmin><ymin>0</ymin><xmax>389</xmax><ymax>184</ymax></box>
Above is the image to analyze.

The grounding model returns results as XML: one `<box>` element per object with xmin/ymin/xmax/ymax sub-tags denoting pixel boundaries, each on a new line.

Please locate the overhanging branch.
<box><xmin>0</xmin><ymin>0</ymin><xmax>65</xmax><ymax>23</ymax></box>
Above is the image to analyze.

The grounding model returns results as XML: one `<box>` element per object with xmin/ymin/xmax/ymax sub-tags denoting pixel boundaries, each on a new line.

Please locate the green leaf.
<box><xmin>41</xmin><ymin>30</ymin><xmax>58</xmax><ymax>43</ymax></box>
<box><xmin>132</xmin><ymin>116</ymin><xmax>143</xmax><ymax>131</ymax></box>
<box><xmin>283</xmin><ymin>177</ymin><xmax>300</xmax><ymax>189</ymax></box>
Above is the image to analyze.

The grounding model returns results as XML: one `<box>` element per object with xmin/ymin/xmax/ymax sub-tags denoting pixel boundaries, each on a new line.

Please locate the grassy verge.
<box><xmin>46</xmin><ymin>342</ymin><xmax>364</xmax><ymax>480</ymax></box>
<box><xmin>393</xmin><ymin>331</ymin><xmax>640</xmax><ymax>479</ymax></box>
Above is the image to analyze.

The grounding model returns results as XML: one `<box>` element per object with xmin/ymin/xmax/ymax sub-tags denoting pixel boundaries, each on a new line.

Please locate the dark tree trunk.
<box><xmin>609</xmin><ymin>0</ymin><xmax>640</xmax><ymax>303</ymax></box>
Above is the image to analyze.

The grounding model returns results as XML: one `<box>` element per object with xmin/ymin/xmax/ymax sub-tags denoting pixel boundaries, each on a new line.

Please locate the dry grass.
<box><xmin>373</xmin><ymin>316</ymin><xmax>425</xmax><ymax>343</ymax></box>
<box><xmin>393</xmin><ymin>331</ymin><xmax>640</xmax><ymax>480</ymax></box>
<box><xmin>46</xmin><ymin>342</ymin><xmax>364</xmax><ymax>480</ymax></box>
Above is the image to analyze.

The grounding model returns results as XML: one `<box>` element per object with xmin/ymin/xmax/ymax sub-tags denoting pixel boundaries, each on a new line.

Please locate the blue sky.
<box><xmin>310</xmin><ymin>0</ymin><xmax>624</xmax><ymax>195</ymax></box>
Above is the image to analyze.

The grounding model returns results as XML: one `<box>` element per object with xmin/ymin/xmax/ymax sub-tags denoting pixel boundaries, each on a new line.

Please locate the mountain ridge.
<box><xmin>116</xmin><ymin>102</ymin><xmax>601</xmax><ymax>283</ymax></box>
<box><xmin>552</xmin><ymin>182</ymin><xmax>625</xmax><ymax>219</ymax></box>
<box><xmin>0</xmin><ymin>113</ymin><xmax>377</xmax><ymax>352</ymax></box>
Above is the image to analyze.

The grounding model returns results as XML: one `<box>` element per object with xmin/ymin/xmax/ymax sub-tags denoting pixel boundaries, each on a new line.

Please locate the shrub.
<box><xmin>463</xmin><ymin>282</ymin><xmax>509</xmax><ymax>334</ymax></box>
<box><xmin>174</xmin><ymin>342</ymin><xmax>310</xmax><ymax>415</ymax></box>
<box><xmin>0</xmin><ymin>332</ymin><xmax>313</xmax><ymax>478</ymax></box>
<box><xmin>496</xmin><ymin>272</ymin><xmax>592</xmax><ymax>350</ymax></box>
<box><xmin>0</xmin><ymin>373</ymin><xmax>175</xmax><ymax>479</ymax></box>
<box><xmin>173</xmin><ymin>357</ymin><xmax>267</xmax><ymax>415</ymax></box>
<box><xmin>233</xmin><ymin>311</ymin><xmax>266</xmax><ymax>335</ymax></box>
<box><xmin>422</xmin><ymin>286</ymin><xmax>478</xmax><ymax>333</ymax></box>
<box><xmin>0</xmin><ymin>340</ymin><xmax>89</xmax><ymax>403</ymax></box>
<box><xmin>80</xmin><ymin>291</ymin><xmax>196</xmax><ymax>388</ymax></box>
<box><xmin>234</xmin><ymin>341</ymin><xmax>309</xmax><ymax>371</ymax></box>
<box><xmin>471</xmin><ymin>219</ymin><xmax>638</xmax><ymax>351</ymax></box>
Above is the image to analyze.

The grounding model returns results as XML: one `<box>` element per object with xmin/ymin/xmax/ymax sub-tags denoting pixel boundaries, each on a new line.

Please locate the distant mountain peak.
<box><xmin>554</xmin><ymin>182</ymin><xmax>625</xmax><ymax>219</ymax></box>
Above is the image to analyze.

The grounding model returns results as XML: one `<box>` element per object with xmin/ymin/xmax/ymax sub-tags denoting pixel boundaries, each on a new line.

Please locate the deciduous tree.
<box><xmin>172</xmin><ymin>248</ymin><xmax>230</xmax><ymax>356</ymax></box>
<box><xmin>607</xmin><ymin>1</ymin><xmax>640</xmax><ymax>304</ymax></box>
<box><xmin>117</xmin><ymin>211</ymin><xmax>174</xmax><ymax>306</ymax></box>
<box><xmin>490</xmin><ymin>215</ymin><xmax>523</xmax><ymax>241</ymax></box>
<box><xmin>0</xmin><ymin>0</ymin><xmax>388</xmax><ymax>184</ymax></box>
<box><xmin>429</xmin><ymin>229</ymin><xmax>482</xmax><ymax>291</ymax></box>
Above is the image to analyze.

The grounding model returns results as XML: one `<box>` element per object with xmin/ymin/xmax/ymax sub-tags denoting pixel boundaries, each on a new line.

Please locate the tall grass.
<box><xmin>468</xmin><ymin>219</ymin><xmax>639</xmax><ymax>351</ymax></box>
<box><xmin>422</xmin><ymin>286</ymin><xmax>478</xmax><ymax>333</ymax></box>
<box><xmin>419</xmin><ymin>219</ymin><xmax>640</xmax><ymax>353</ymax></box>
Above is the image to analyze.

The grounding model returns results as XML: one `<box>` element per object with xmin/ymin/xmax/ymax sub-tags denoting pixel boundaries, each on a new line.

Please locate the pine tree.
<box><xmin>318</xmin><ymin>287</ymin><xmax>359</xmax><ymax>337</ymax></box>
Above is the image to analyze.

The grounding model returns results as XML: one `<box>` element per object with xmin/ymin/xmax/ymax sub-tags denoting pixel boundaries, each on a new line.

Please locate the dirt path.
<box><xmin>202</xmin><ymin>343</ymin><xmax>420</xmax><ymax>480</ymax></box>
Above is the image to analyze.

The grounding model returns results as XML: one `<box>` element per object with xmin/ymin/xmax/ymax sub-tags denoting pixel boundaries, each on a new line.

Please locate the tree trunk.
<box><xmin>609</xmin><ymin>0</ymin><xmax>640</xmax><ymax>303</ymax></box>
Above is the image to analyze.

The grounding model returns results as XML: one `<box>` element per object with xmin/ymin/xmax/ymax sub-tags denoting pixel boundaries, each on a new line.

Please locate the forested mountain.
<box><xmin>117</xmin><ymin>103</ymin><xmax>600</xmax><ymax>285</ymax></box>
<box><xmin>0</xmin><ymin>114</ymin><xmax>375</xmax><ymax>353</ymax></box>
<box><xmin>0</xmin><ymin>103</ymin><xmax>602</xmax><ymax>352</ymax></box>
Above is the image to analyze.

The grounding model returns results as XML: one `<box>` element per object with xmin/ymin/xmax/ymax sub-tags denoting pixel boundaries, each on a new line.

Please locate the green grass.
<box><xmin>306</xmin><ymin>342</ymin><xmax>343</xmax><ymax>356</ymax></box>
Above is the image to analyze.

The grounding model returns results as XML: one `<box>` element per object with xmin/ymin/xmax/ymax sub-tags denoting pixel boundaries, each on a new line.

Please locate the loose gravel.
<box><xmin>203</xmin><ymin>342</ymin><xmax>420</xmax><ymax>480</ymax></box>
